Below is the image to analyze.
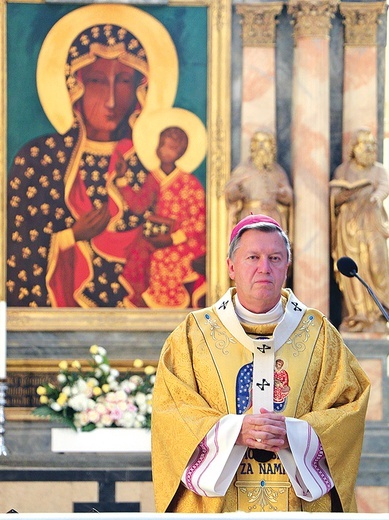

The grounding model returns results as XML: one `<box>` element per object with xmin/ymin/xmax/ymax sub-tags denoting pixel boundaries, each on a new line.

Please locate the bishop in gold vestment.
<box><xmin>152</xmin><ymin>291</ymin><xmax>369</xmax><ymax>513</ymax></box>
<box><xmin>151</xmin><ymin>216</ymin><xmax>370</xmax><ymax>514</ymax></box>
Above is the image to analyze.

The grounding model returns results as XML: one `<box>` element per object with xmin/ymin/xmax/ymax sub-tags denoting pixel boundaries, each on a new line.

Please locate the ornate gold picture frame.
<box><xmin>1</xmin><ymin>0</ymin><xmax>232</xmax><ymax>331</ymax></box>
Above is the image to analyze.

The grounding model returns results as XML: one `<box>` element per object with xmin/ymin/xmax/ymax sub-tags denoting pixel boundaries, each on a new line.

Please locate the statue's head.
<box><xmin>349</xmin><ymin>127</ymin><xmax>377</xmax><ymax>169</ymax></box>
<box><xmin>250</xmin><ymin>130</ymin><xmax>276</xmax><ymax>170</ymax></box>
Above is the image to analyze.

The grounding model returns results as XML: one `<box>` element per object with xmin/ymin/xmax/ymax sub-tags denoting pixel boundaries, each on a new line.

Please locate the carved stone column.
<box><xmin>340</xmin><ymin>2</ymin><xmax>385</xmax><ymax>158</ymax></box>
<box><xmin>236</xmin><ymin>3</ymin><xmax>283</xmax><ymax>160</ymax></box>
<box><xmin>288</xmin><ymin>0</ymin><xmax>338</xmax><ymax>315</ymax></box>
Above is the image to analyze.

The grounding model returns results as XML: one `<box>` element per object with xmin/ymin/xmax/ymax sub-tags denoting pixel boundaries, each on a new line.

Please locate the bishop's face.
<box><xmin>227</xmin><ymin>229</ymin><xmax>289</xmax><ymax>314</ymax></box>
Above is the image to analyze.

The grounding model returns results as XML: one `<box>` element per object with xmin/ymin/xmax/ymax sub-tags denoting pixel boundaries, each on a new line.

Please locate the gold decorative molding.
<box><xmin>207</xmin><ymin>0</ymin><xmax>231</xmax><ymax>302</ymax></box>
<box><xmin>288</xmin><ymin>0</ymin><xmax>339</xmax><ymax>41</ymax></box>
<box><xmin>340</xmin><ymin>2</ymin><xmax>386</xmax><ymax>47</ymax></box>
<box><xmin>7</xmin><ymin>307</ymin><xmax>190</xmax><ymax>332</ymax></box>
<box><xmin>236</xmin><ymin>3</ymin><xmax>283</xmax><ymax>47</ymax></box>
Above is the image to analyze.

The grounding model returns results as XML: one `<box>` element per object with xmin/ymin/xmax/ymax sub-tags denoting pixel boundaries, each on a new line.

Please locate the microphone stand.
<box><xmin>353</xmin><ymin>272</ymin><xmax>389</xmax><ymax>323</ymax></box>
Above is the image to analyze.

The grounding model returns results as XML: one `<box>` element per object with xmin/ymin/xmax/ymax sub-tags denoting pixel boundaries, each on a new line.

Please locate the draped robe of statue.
<box><xmin>224</xmin><ymin>130</ymin><xmax>293</xmax><ymax>236</ymax></box>
<box><xmin>152</xmin><ymin>288</ymin><xmax>370</xmax><ymax>513</ymax></box>
<box><xmin>225</xmin><ymin>162</ymin><xmax>293</xmax><ymax>234</ymax></box>
<box><xmin>330</xmin><ymin>160</ymin><xmax>389</xmax><ymax>331</ymax></box>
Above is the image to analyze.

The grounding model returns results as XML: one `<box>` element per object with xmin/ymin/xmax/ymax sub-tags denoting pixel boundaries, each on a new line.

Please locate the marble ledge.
<box><xmin>341</xmin><ymin>331</ymin><xmax>389</xmax><ymax>342</ymax></box>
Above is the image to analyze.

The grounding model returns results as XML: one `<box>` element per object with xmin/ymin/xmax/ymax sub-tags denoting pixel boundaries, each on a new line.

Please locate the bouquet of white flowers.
<box><xmin>33</xmin><ymin>345</ymin><xmax>155</xmax><ymax>431</ymax></box>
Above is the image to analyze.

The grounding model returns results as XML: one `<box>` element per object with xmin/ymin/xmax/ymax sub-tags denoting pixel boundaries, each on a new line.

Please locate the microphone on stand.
<box><xmin>336</xmin><ymin>256</ymin><xmax>389</xmax><ymax>323</ymax></box>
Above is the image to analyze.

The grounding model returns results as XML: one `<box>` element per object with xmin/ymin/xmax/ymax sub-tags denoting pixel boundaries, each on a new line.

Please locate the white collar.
<box><xmin>234</xmin><ymin>295</ymin><xmax>284</xmax><ymax>325</ymax></box>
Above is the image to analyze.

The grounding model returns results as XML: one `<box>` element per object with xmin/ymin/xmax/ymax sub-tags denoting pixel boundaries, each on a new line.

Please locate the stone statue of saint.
<box><xmin>225</xmin><ymin>130</ymin><xmax>293</xmax><ymax>234</ymax></box>
<box><xmin>330</xmin><ymin>127</ymin><xmax>389</xmax><ymax>333</ymax></box>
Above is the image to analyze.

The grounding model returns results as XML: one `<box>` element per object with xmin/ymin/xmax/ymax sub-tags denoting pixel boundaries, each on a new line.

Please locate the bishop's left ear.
<box><xmin>227</xmin><ymin>258</ymin><xmax>235</xmax><ymax>280</ymax></box>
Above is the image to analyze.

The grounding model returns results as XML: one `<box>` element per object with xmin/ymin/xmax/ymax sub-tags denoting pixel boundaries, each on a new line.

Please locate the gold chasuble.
<box><xmin>151</xmin><ymin>288</ymin><xmax>370</xmax><ymax>513</ymax></box>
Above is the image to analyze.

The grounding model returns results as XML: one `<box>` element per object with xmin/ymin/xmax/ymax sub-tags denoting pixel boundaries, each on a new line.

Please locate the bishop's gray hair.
<box><xmin>228</xmin><ymin>223</ymin><xmax>291</xmax><ymax>263</ymax></box>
